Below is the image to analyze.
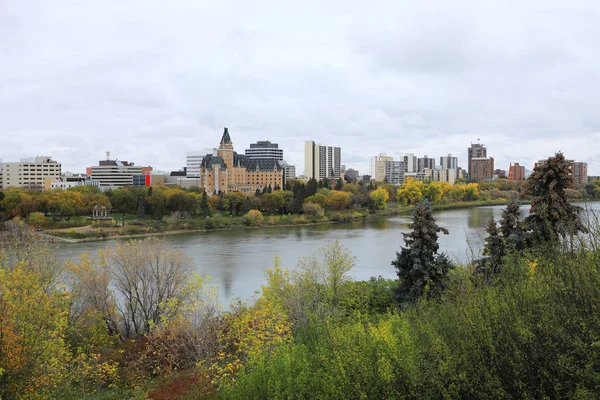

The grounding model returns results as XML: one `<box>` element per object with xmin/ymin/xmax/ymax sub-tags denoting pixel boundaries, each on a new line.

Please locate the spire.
<box><xmin>220</xmin><ymin>127</ymin><xmax>232</xmax><ymax>145</ymax></box>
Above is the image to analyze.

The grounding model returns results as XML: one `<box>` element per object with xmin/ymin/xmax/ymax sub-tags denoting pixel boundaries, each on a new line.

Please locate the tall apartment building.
<box><xmin>281</xmin><ymin>161</ymin><xmax>296</xmax><ymax>180</ymax></box>
<box><xmin>440</xmin><ymin>154</ymin><xmax>458</xmax><ymax>170</ymax></box>
<box><xmin>186</xmin><ymin>149</ymin><xmax>215</xmax><ymax>178</ymax></box>
<box><xmin>384</xmin><ymin>160</ymin><xmax>405</xmax><ymax>184</ymax></box>
<box><xmin>508</xmin><ymin>163</ymin><xmax>525</xmax><ymax>181</ymax></box>
<box><xmin>344</xmin><ymin>168</ymin><xmax>360</xmax><ymax>181</ymax></box>
<box><xmin>403</xmin><ymin>153</ymin><xmax>417</xmax><ymax>173</ymax></box>
<box><xmin>245</xmin><ymin>141</ymin><xmax>284</xmax><ymax>160</ymax></box>
<box><xmin>572</xmin><ymin>162</ymin><xmax>588</xmax><ymax>185</ymax></box>
<box><xmin>470</xmin><ymin>157</ymin><xmax>494</xmax><ymax>182</ymax></box>
<box><xmin>0</xmin><ymin>156</ymin><xmax>61</xmax><ymax>190</ymax></box>
<box><xmin>371</xmin><ymin>154</ymin><xmax>393</xmax><ymax>182</ymax></box>
<box><xmin>468</xmin><ymin>142</ymin><xmax>487</xmax><ymax>178</ymax></box>
<box><xmin>304</xmin><ymin>141</ymin><xmax>341</xmax><ymax>180</ymax></box>
<box><xmin>88</xmin><ymin>156</ymin><xmax>152</xmax><ymax>189</ymax></box>
<box><xmin>417</xmin><ymin>155</ymin><xmax>435</xmax><ymax>173</ymax></box>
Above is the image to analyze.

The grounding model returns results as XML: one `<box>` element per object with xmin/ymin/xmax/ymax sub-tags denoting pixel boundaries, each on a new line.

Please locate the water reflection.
<box><xmin>58</xmin><ymin>203</ymin><xmax>599</xmax><ymax>304</ymax></box>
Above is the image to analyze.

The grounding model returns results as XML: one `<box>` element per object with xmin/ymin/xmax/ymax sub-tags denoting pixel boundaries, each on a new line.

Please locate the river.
<box><xmin>58</xmin><ymin>203</ymin><xmax>600</xmax><ymax>304</ymax></box>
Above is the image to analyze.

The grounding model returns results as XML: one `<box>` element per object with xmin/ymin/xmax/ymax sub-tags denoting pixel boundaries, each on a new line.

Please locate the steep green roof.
<box><xmin>220</xmin><ymin>127</ymin><xmax>232</xmax><ymax>145</ymax></box>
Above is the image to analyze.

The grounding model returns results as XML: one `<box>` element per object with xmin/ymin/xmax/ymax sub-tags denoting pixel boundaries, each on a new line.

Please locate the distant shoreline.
<box><xmin>42</xmin><ymin>199</ymin><xmax>521</xmax><ymax>243</ymax></box>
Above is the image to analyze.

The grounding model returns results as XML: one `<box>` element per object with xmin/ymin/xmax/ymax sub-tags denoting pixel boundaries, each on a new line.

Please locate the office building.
<box><xmin>304</xmin><ymin>141</ymin><xmax>341</xmax><ymax>180</ymax></box>
<box><xmin>245</xmin><ymin>141</ymin><xmax>284</xmax><ymax>160</ymax></box>
<box><xmin>572</xmin><ymin>162</ymin><xmax>588</xmax><ymax>185</ymax></box>
<box><xmin>344</xmin><ymin>168</ymin><xmax>360</xmax><ymax>182</ymax></box>
<box><xmin>186</xmin><ymin>149</ymin><xmax>215</xmax><ymax>178</ymax></box>
<box><xmin>468</xmin><ymin>141</ymin><xmax>487</xmax><ymax>178</ymax></box>
<box><xmin>88</xmin><ymin>154</ymin><xmax>152</xmax><ymax>189</ymax></box>
<box><xmin>0</xmin><ymin>156</ymin><xmax>61</xmax><ymax>190</ymax></box>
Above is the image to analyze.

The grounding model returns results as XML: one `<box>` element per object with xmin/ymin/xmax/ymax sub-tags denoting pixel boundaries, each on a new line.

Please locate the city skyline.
<box><xmin>2</xmin><ymin>1</ymin><xmax>600</xmax><ymax>175</ymax></box>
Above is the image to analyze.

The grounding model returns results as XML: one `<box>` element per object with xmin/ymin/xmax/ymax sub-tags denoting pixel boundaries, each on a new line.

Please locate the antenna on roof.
<box><xmin>106</xmin><ymin>150</ymin><xmax>111</xmax><ymax>160</ymax></box>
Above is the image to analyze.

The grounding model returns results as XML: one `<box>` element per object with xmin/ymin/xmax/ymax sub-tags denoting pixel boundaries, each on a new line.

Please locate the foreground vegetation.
<box><xmin>1</xmin><ymin>152</ymin><xmax>600</xmax><ymax>399</ymax></box>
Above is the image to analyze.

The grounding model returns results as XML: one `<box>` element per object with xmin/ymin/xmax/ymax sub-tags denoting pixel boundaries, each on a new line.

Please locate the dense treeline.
<box><xmin>1</xmin><ymin>176</ymin><xmax>598</xmax><ymax>228</ymax></box>
<box><xmin>1</xmin><ymin>153</ymin><xmax>600</xmax><ymax>398</ymax></box>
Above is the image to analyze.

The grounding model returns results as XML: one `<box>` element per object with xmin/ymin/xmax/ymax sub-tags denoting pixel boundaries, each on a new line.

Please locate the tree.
<box><xmin>370</xmin><ymin>187</ymin><xmax>390</xmax><ymax>210</ymax></box>
<box><xmin>306</xmin><ymin>178</ymin><xmax>318</xmax><ymax>197</ymax></box>
<box><xmin>245</xmin><ymin>210</ymin><xmax>264</xmax><ymax>226</ymax></box>
<box><xmin>396</xmin><ymin>178</ymin><xmax>424</xmax><ymax>206</ymax></box>
<box><xmin>392</xmin><ymin>201</ymin><xmax>452</xmax><ymax>305</ymax></box>
<box><xmin>525</xmin><ymin>152</ymin><xmax>586</xmax><ymax>243</ymax></box>
<box><xmin>98</xmin><ymin>238</ymin><xmax>195</xmax><ymax>338</ymax></box>
<box><xmin>334</xmin><ymin>179</ymin><xmax>344</xmax><ymax>190</ymax></box>
<box><xmin>137</xmin><ymin>197</ymin><xmax>145</xmax><ymax>219</ymax></box>
<box><xmin>199</xmin><ymin>191</ymin><xmax>212</xmax><ymax>217</ymax></box>
<box><xmin>499</xmin><ymin>200</ymin><xmax>524</xmax><ymax>250</ymax></box>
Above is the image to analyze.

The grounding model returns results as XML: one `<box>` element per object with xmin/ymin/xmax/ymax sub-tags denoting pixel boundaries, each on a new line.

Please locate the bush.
<box><xmin>302</xmin><ymin>203</ymin><xmax>324</xmax><ymax>219</ymax></box>
<box><xmin>244</xmin><ymin>210</ymin><xmax>264</xmax><ymax>227</ymax></box>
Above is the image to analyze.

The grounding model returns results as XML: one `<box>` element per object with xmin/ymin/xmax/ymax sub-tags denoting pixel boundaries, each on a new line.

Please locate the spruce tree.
<box><xmin>137</xmin><ymin>198</ymin><xmax>145</xmax><ymax>219</ymax></box>
<box><xmin>525</xmin><ymin>152</ymin><xmax>586</xmax><ymax>242</ymax></box>
<box><xmin>392</xmin><ymin>201</ymin><xmax>452</xmax><ymax>305</ymax></box>
<box><xmin>334</xmin><ymin>178</ymin><xmax>344</xmax><ymax>190</ymax></box>
<box><xmin>199</xmin><ymin>191</ymin><xmax>212</xmax><ymax>217</ymax></box>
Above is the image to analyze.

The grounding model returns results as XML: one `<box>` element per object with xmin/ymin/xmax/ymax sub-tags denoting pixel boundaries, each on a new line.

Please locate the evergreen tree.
<box><xmin>525</xmin><ymin>152</ymin><xmax>586</xmax><ymax>242</ymax></box>
<box><xmin>499</xmin><ymin>200</ymin><xmax>524</xmax><ymax>250</ymax></box>
<box><xmin>199</xmin><ymin>191</ymin><xmax>212</xmax><ymax>217</ymax></box>
<box><xmin>274</xmin><ymin>184</ymin><xmax>281</xmax><ymax>191</ymax></box>
<box><xmin>322</xmin><ymin>177</ymin><xmax>331</xmax><ymax>190</ymax></box>
<box><xmin>147</xmin><ymin>186</ymin><xmax>153</xmax><ymax>197</ymax></box>
<box><xmin>334</xmin><ymin>178</ymin><xmax>344</xmax><ymax>190</ymax></box>
<box><xmin>306</xmin><ymin>178</ymin><xmax>318</xmax><ymax>197</ymax></box>
<box><xmin>392</xmin><ymin>201</ymin><xmax>452</xmax><ymax>305</ymax></box>
<box><xmin>255</xmin><ymin>188</ymin><xmax>262</xmax><ymax>197</ymax></box>
<box><xmin>479</xmin><ymin>219</ymin><xmax>505</xmax><ymax>279</ymax></box>
<box><xmin>137</xmin><ymin>198</ymin><xmax>145</xmax><ymax>220</ymax></box>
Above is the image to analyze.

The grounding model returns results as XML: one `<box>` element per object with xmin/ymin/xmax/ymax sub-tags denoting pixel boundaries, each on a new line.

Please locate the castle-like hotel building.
<box><xmin>198</xmin><ymin>128</ymin><xmax>285</xmax><ymax>194</ymax></box>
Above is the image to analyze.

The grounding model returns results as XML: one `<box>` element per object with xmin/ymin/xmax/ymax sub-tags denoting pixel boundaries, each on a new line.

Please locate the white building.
<box><xmin>245</xmin><ymin>141</ymin><xmax>284</xmax><ymax>160</ymax></box>
<box><xmin>304</xmin><ymin>141</ymin><xmax>341</xmax><ymax>180</ymax></box>
<box><xmin>384</xmin><ymin>160</ymin><xmax>405</xmax><ymax>184</ymax></box>
<box><xmin>89</xmin><ymin>158</ymin><xmax>151</xmax><ymax>189</ymax></box>
<box><xmin>0</xmin><ymin>156</ymin><xmax>61</xmax><ymax>190</ymax></box>
<box><xmin>281</xmin><ymin>161</ymin><xmax>296</xmax><ymax>180</ymax></box>
<box><xmin>403</xmin><ymin>153</ymin><xmax>417</xmax><ymax>173</ymax></box>
<box><xmin>186</xmin><ymin>149</ymin><xmax>215</xmax><ymax>178</ymax></box>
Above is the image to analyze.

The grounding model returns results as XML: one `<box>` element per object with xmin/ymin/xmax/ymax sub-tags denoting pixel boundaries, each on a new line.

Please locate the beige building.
<box><xmin>305</xmin><ymin>141</ymin><xmax>341</xmax><ymax>180</ymax></box>
<box><xmin>0</xmin><ymin>156</ymin><xmax>61</xmax><ymax>190</ymax></box>
<box><xmin>371</xmin><ymin>154</ymin><xmax>393</xmax><ymax>182</ymax></box>
<box><xmin>424</xmin><ymin>168</ymin><xmax>458</xmax><ymax>185</ymax></box>
<box><xmin>199</xmin><ymin>128</ymin><xmax>284</xmax><ymax>194</ymax></box>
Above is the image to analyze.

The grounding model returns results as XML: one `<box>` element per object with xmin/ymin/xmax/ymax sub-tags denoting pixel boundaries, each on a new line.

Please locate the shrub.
<box><xmin>302</xmin><ymin>203</ymin><xmax>324</xmax><ymax>219</ymax></box>
<box><xmin>244</xmin><ymin>210</ymin><xmax>264</xmax><ymax>227</ymax></box>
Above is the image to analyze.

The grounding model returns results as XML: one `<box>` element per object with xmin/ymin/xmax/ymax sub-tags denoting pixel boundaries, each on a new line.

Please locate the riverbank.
<box><xmin>42</xmin><ymin>199</ymin><xmax>517</xmax><ymax>243</ymax></box>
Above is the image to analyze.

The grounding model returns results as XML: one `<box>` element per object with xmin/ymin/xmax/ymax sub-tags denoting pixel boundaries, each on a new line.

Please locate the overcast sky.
<box><xmin>1</xmin><ymin>0</ymin><xmax>599</xmax><ymax>176</ymax></box>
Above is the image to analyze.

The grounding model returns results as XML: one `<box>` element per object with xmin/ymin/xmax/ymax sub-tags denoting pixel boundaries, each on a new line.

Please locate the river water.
<box><xmin>58</xmin><ymin>203</ymin><xmax>600</xmax><ymax>304</ymax></box>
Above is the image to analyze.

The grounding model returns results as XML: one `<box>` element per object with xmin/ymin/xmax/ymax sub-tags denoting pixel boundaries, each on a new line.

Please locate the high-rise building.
<box><xmin>440</xmin><ymin>154</ymin><xmax>458</xmax><ymax>170</ymax></box>
<box><xmin>281</xmin><ymin>161</ymin><xmax>296</xmax><ymax>180</ymax></box>
<box><xmin>384</xmin><ymin>160</ymin><xmax>405</xmax><ymax>184</ymax></box>
<box><xmin>403</xmin><ymin>153</ymin><xmax>417</xmax><ymax>173</ymax></box>
<box><xmin>468</xmin><ymin>142</ymin><xmax>487</xmax><ymax>178</ymax></box>
<box><xmin>508</xmin><ymin>163</ymin><xmax>525</xmax><ymax>181</ymax></box>
<box><xmin>186</xmin><ymin>149</ymin><xmax>215</xmax><ymax>178</ymax></box>
<box><xmin>371</xmin><ymin>154</ymin><xmax>393</xmax><ymax>182</ymax></box>
<box><xmin>470</xmin><ymin>157</ymin><xmax>494</xmax><ymax>182</ymax></box>
<box><xmin>304</xmin><ymin>141</ymin><xmax>341</xmax><ymax>180</ymax></box>
<box><xmin>245</xmin><ymin>141</ymin><xmax>284</xmax><ymax>160</ymax></box>
<box><xmin>0</xmin><ymin>156</ymin><xmax>61</xmax><ymax>190</ymax></box>
<box><xmin>344</xmin><ymin>168</ymin><xmax>360</xmax><ymax>182</ymax></box>
<box><xmin>417</xmin><ymin>155</ymin><xmax>435</xmax><ymax>173</ymax></box>
<box><xmin>572</xmin><ymin>162</ymin><xmax>588</xmax><ymax>185</ymax></box>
